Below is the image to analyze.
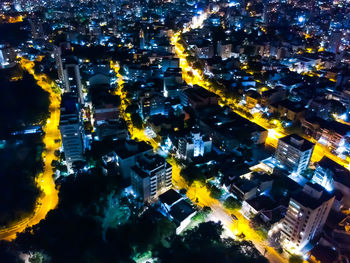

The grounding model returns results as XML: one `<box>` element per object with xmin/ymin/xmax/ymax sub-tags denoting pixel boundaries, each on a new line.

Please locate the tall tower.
<box><xmin>63</xmin><ymin>63</ymin><xmax>84</xmax><ymax>104</ymax></box>
<box><xmin>139</xmin><ymin>29</ymin><xmax>145</xmax><ymax>49</ymax></box>
<box><xmin>59</xmin><ymin>93</ymin><xmax>85</xmax><ymax>168</ymax></box>
<box><xmin>280</xmin><ymin>183</ymin><xmax>334</xmax><ymax>252</ymax></box>
<box><xmin>275</xmin><ymin>134</ymin><xmax>314</xmax><ymax>175</ymax></box>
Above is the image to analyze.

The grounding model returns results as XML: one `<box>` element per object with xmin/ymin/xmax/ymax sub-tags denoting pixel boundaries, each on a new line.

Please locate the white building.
<box><xmin>59</xmin><ymin>93</ymin><xmax>85</xmax><ymax>167</ymax></box>
<box><xmin>312</xmin><ymin>157</ymin><xmax>350</xmax><ymax>207</ymax></box>
<box><xmin>217</xmin><ymin>41</ymin><xmax>232</xmax><ymax>60</ymax></box>
<box><xmin>280</xmin><ymin>183</ymin><xmax>335</xmax><ymax>252</ymax></box>
<box><xmin>177</xmin><ymin>129</ymin><xmax>212</xmax><ymax>160</ymax></box>
<box><xmin>63</xmin><ymin>63</ymin><xmax>84</xmax><ymax>103</ymax></box>
<box><xmin>275</xmin><ymin>134</ymin><xmax>314</xmax><ymax>175</ymax></box>
<box><xmin>131</xmin><ymin>153</ymin><xmax>172</xmax><ymax>202</ymax></box>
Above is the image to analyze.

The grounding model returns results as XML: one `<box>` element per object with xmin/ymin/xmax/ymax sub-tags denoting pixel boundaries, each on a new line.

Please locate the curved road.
<box><xmin>0</xmin><ymin>58</ymin><xmax>60</xmax><ymax>241</ymax></box>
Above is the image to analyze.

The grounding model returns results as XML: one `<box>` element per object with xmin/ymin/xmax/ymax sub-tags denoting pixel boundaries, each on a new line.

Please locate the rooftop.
<box><xmin>318</xmin><ymin>157</ymin><xmax>350</xmax><ymax>188</ymax></box>
<box><xmin>159</xmin><ymin>189</ymin><xmax>182</xmax><ymax>206</ymax></box>
<box><xmin>113</xmin><ymin>139</ymin><xmax>152</xmax><ymax>159</ymax></box>
<box><xmin>291</xmin><ymin>183</ymin><xmax>334</xmax><ymax>209</ymax></box>
<box><xmin>279</xmin><ymin>134</ymin><xmax>314</xmax><ymax>151</ymax></box>
<box><xmin>169</xmin><ymin>199</ymin><xmax>196</xmax><ymax>225</ymax></box>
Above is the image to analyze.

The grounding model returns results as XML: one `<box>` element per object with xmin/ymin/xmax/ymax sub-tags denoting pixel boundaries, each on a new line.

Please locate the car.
<box><xmin>231</xmin><ymin>214</ymin><xmax>238</xmax><ymax>220</ymax></box>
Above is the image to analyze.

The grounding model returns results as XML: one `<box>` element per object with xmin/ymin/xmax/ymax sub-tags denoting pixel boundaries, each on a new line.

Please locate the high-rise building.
<box><xmin>163</xmin><ymin>68</ymin><xmax>183</xmax><ymax>98</ymax></box>
<box><xmin>275</xmin><ymin>134</ymin><xmax>314</xmax><ymax>174</ymax></box>
<box><xmin>63</xmin><ymin>63</ymin><xmax>84</xmax><ymax>103</ymax></box>
<box><xmin>103</xmin><ymin>140</ymin><xmax>153</xmax><ymax>179</ymax></box>
<box><xmin>131</xmin><ymin>153</ymin><xmax>172</xmax><ymax>202</ymax></box>
<box><xmin>141</xmin><ymin>93</ymin><xmax>167</xmax><ymax>118</ymax></box>
<box><xmin>0</xmin><ymin>45</ymin><xmax>16</xmax><ymax>68</ymax></box>
<box><xmin>139</xmin><ymin>29</ymin><xmax>145</xmax><ymax>49</ymax></box>
<box><xmin>53</xmin><ymin>46</ymin><xmax>64</xmax><ymax>82</ymax></box>
<box><xmin>59</xmin><ymin>93</ymin><xmax>85</xmax><ymax>167</ymax></box>
<box><xmin>328</xmin><ymin>32</ymin><xmax>342</xmax><ymax>54</ymax></box>
<box><xmin>280</xmin><ymin>183</ymin><xmax>334</xmax><ymax>252</ymax></box>
<box><xmin>312</xmin><ymin>157</ymin><xmax>350</xmax><ymax>207</ymax></box>
<box><xmin>177</xmin><ymin>129</ymin><xmax>212</xmax><ymax>160</ymax></box>
<box><xmin>217</xmin><ymin>41</ymin><xmax>232</xmax><ymax>60</ymax></box>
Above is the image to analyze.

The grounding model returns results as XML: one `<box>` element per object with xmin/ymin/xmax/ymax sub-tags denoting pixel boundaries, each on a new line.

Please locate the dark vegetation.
<box><xmin>0</xmin><ymin>21</ymin><xmax>29</xmax><ymax>45</ymax></box>
<box><xmin>0</xmin><ymin>67</ymin><xmax>49</xmax><ymax>226</ymax></box>
<box><xmin>0</xmin><ymin>135</ymin><xmax>43</xmax><ymax>226</ymax></box>
<box><xmin>0</xmin><ymin>66</ymin><xmax>49</xmax><ymax>136</ymax></box>
<box><xmin>1</xmin><ymin>160</ymin><xmax>268</xmax><ymax>263</ymax></box>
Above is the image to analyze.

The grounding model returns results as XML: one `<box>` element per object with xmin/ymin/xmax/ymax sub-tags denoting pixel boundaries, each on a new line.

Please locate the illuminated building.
<box><xmin>59</xmin><ymin>93</ymin><xmax>85</xmax><ymax>167</ymax></box>
<box><xmin>177</xmin><ymin>128</ymin><xmax>212</xmax><ymax>160</ymax></box>
<box><xmin>193</xmin><ymin>42</ymin><xmax>214</xmax><ymax>59</ymax></box>
<box><xmin>161</xmin><ymin>58</ymin><xmax>179</xmax><ymax>72</ymax></box>
<box><xmin>94</xmin><ymin>103</ymin><xmax>120</xmax><ymax>125</ymax></box>
<box><xmin>53</xmin><ymin>46</ymin><xmax>64</xmax><ymax>82</ymax></box>
<box><xmin>328</xmin><ymin>31</ymin><xmax>342</xmax><ymax>54</ymax></box>
<box><xmin>181</xmin><ymin>86</ymin><xmax>218</xmax><ymax>109</ymax></box>
<box><xmin>131</xmin><ymin>153</ymin><xmax>172</xmax><ymax>202</ymax></box>
<box><xmin>0</xmin><ymin>45</ymin><xmax>16</xmax><ymax>68</ymax></box>
<box><xmin>28</xmin><ymin>18</ymin><xmax>44</xmax><ymax>39</ymax></box>
<box><xmin>163</xmin><ymin>67</ymin><xmax>183</xmax><ymax>98</ymax></box>
<box><xmin>139</xmin><ymin>29</ymin><xmax>145</xmax><ymax>49</ymax></box>
<box><xmin>54</xmin><ymin>43</ymin><xmax>72</xmax><ymax>83</ymax></box>
<box><xmin>217</xmin><ymin>41</ymin><xmax>232</xmax><ymax>60</ymax></box>
<box><xmin>269</xmin><ymin>100</ymin><xmax>305</xmax><ymax>123</ymax></box>
<box><xmin>312</xmin><ymin>157</ymin><xmax>350</xmax><ymax>207</ymax></box>
<box><xmin>141</xmin><ymin>93</ymin><xmax>167</xmax><ymax>118</ymax></box>
<box><xmin>105</xmin><ymin>140</ymin><xmax>153</xmax><ymax>179</ymax></box>
<box><xmin>280</xmin><ymin>183</ymin><xmax>335</xmax><ymax>252</ymax></box>
<box><xmin>200</xmin><ymin>110</ymin><xmax>268</xmax><ymax>152</ymax></box>
<box><xmin>63</xmin><ymin>63</ymin><xmax>84</xmax><ymax>103</ymax></box>
<box><xmin>159</xmin><ymin>189</ymin><xmax>197</xmax><ymax>234</ymax></box>
<box><xmin>301</xmin><ymin>116</ymin><xmax>349</xmax><ymax>151</ymax></box>
<box><xmin>275</xmin><ymin>134</ymin><xmax>314</xmax><ymax>174</ymax></box>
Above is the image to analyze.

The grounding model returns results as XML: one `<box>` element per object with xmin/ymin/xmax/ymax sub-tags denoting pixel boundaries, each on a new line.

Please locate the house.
<box><xmin>200</xmin><ymin>111</ymin><xmax>268</xmax><ymax>152</ymax></box>
<box><xmin>260</xmin><ymin>87</ymin><xmax>286</xmax><ymax>107</ymax></box>
<box><xmin>181</xmin><ymin>86</ymin><xmax>218</xmax><ymax>109</ymax></box>
<box><xmin>158</xmin><ymin>189</ymin><xmax>197</xmax><ymax>234</ymax></box>
<box><xmin>301</xmin><ymin>116</ymin><xmax>349</xmax><ymax>151</ymax></box>
<box><xmin>269</xmin><ymin>99</ymin><xmax>305</xmax><ymax>122</ymax></box>
<box><xmin>230</xmin><ymin>172</ymin><xmax>273</xmax><ymax>201</ymax></box>
<box><xmin>241</xmin><ymin>194</ymin><xmax>275</xmax><ymax>218</ymax></box>
<box><xmin>102</xmin><ymin>139</ymin><xmax>153</xmax><ymax>179</ymax></box>
<box><xmin>312</xmin><ymin>157</ymin><xmax>350</xmax><ymax>207</ymax></box>
<box><xmin>246</xmin><ymin>90</ymin><xmax>261</xmax><ymax>109</ymax></box>
<box><xmin>169</xmin><ymin>200</ymin><xmax>197</xmax><ymax>234</ymax></box>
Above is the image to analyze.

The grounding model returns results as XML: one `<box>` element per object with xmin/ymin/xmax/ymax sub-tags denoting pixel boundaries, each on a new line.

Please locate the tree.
<box><xmin>125</xmin><ymin>104</ymin><xmax>138</xmax><ymax>114</ymax></box>
<box><xmin>155</xmin><ymin>222</ymin><xmax>268</xmax><ymax>263</ymax></box>
<box><xmin>249</xmin><ymin>214</ymin><xmax>268</xmax><ymax>240</ymax></box>
<box><xmin>289</xmin><ymin>254</ymin><xmax>303</xmax><ymax>263</ymax></box>
<box><xmin>191</xmin><ymin>206</ymin><xmax>212</xmax><ymax>225</ymax></box>
<box><xmin>0</xmin><ymin>241</ymin><xmax>22</xmax><ymax>263</ymax></box>
<box><xmin>330</xmin><ymin>100</ymin><xmax>346</xmax><ymax>117</ymax></box>
<box><xmin>29</xmin><ymin>252</ymin><xmax>50</xmax><ymax>263</ymax></box>
<box><xmin>179</xmin><ymin>188</ymin><xmax>187</xmax><ymax>195</ymax></box>
<box><xmin>180</xmin><ymin>165</ymin><xmax>206</xmax><ymax>185</ymax></box>
<box><xmin>223</xmin><ymin>196</ymin><xmax>242</xmax><ymax>210</ymax></box>
<box><xmin>207</xmin><ymin>183</ymin><xmax>222</xmax><ymax>200</ymax></box>
<box><xmin>131</xmin><ymin>112</ymin><xmax>143</xmax><ymax>129</ymax></box>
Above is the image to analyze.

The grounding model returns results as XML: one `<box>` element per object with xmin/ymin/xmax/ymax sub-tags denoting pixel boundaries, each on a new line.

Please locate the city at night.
<box><xmin>1</xmin><ymin>0</ymin><xmax>350</xmax><ymax>262</ymax></box>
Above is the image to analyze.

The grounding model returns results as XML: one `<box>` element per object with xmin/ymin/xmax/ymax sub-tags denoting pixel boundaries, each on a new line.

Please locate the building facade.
<box><xmin>177</xmin><ymin>129</ymin><xmax>212</xmax><ymax>160</ymax></box>
<box><xmin>280</xmin><ymin>183</ymin><xmax>334</xmax><ymax>252</ymax></box>
<box><xmin>59</xmin><ymin>93</ymin><xmax>85</xmax><ymax>167</ymax></box>
<box><xmin>63</xmin><ymin>63</ymin><xmax>84</xmax><ymax>103</ymax></box>
<box><xmin>131</xmin><ymin>153</ymin><xmax>172</xmax><ymax>202</ymax></box>
<box><xmin>275</xmin><ymin>134</ymin><xmax>314</xmax><ymax>174</ymax></box>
